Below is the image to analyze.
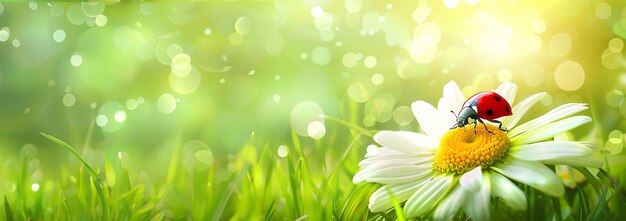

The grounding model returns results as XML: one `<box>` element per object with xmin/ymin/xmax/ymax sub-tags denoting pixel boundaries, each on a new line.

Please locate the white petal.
<box><xmin>491</xmin><ymin>157</ymin><xmax>564</xmax><ymax>196</ymax></box>
<box><xmin>354</xmin><ymin>161</ymin><xmax>424</xmax><ymax>184</ymax></box>
<box><xmin>495</xmin><ymin>81</ymin><xmax>518</xmax><ymax>105</ymax></box>
<box><xmin>367</xmin><ymin>164</ymin><xmax>434</xmax><ymax>184</ymax></box>
<box><xmin>490</xmin><ymin>171</ymin><xmax>527</xmax><ymax>211</ymax></box>
<box><xmin>369</xmin><ymin>182</ymin><xmax>427</xmax><ymax>212</ymax></box>
<box><xmin>510</xmin><ymin>103</ymin><xmax>588</xmax><ymax>137</ymax></box>
<box><xmin>365</xmin><ymin>146</ymin><xmax>407</xmax><ymax>158</ymax></box>
<box><xmin>512</xmin><ymin>116</ymin><xmax>591</xmax><ymax>145</ymax></box>
<box><xmin>403</xmin><ymin>175</ymin><xmax>454</xmax><ymax>218</ymax></box>
<box><xmin>433</xmin><ymin>185</ymin><xmax>466</xmax><ymax>221</ymax></box>
<box><xmin>359</xmin><ymin>154</ymin><xmax>433</xmax><ymax>168</ymax></box>
<box><xmin>538</xmin><ymin>151</ymin><xmax>604</xmax><ymax>168</ymax></box>
<box><xmin>443</xmin><ymin>81</ymin><xmax>465</xmax><ymax>110</ymax></box>
<box><xmin>463</xmin><ymin>172</ymin><xmax>491</xmax><ymax>221</ymax></box>
<box><xmin>438</xmin><ymin>81</ymin><xmax>466</xmax><ymax>128</ymax></box>
<box><xmin>501</xmin><ymin>92</ymin><xmax>546</xmax><ymax>129</ymax></box>
<box><xmin>459</xmin><ymin>166</ymin><xmax>482</xmax><ymax>192</ymax></box>
<box><xmin>509</xmin><ymin>141</ymin><xmax>593</xmax><ymax>162</ymax></box>
<box><xmin>353</xmin><ymin>167</ymin><xmax>371</xmax><ymax>183</ymax></box>
<box><xmin>374</xmin><ymin>131</ymin><xmax>438</xmax><ymax>154</ymax></box>
<box><xmin>412</xmin><ymin>101</ymin><xmax>447</xmax><ymax>139</ymax></box>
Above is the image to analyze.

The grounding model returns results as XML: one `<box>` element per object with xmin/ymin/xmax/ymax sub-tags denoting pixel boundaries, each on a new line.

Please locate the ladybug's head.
<box><xmin>449</xmin><ymin>107</ymin><xmax>478</xmax><ymax>129</ymax></box>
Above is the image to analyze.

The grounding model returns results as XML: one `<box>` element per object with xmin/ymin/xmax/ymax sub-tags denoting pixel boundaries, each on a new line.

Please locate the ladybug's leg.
<box><xmin>487</xmin><ymin>119</ymin><xmax>508</xmax><ymax>132</ymax></box>
<box><xmin>477</xmin><ymin>118</ymin><xmax>495</xmax><ymax>135</ymax></box>
<box><xmin>472</xmin><ymin>120</ymin><xmax>478</xmax><ymax>134</ymax></box>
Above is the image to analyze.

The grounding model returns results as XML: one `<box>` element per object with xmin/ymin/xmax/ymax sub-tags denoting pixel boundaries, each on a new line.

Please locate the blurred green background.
<box><xmin>0</xmin><ymin>0</ymin><xmax>625</xmax><ymax>220</ymax></box>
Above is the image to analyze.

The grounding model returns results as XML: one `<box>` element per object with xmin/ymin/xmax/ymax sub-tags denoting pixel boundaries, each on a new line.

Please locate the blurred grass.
<box><xmin>0</xmin><ymin>119</ymin><xmax>620</xmax><ymax>220</ymax></box>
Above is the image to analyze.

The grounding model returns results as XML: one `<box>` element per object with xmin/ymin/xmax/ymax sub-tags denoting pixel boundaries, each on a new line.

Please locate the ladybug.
<box><xmin>450</xmin><ymin>91</ymin><xmax>512</xmax><ymax>134</ymax></box>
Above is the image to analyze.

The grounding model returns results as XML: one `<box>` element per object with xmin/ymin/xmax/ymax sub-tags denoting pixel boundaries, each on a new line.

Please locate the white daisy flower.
<box><xmin>353</xmin><ymin>81</ymin><xmax>604</xmax><ymax>220</ymax></box>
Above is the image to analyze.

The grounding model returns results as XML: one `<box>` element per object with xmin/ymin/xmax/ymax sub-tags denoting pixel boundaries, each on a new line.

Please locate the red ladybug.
<box><xmin>450</xmin><ymin>91</ymin><xmax>512</xmax><ymax>134</ymax></box>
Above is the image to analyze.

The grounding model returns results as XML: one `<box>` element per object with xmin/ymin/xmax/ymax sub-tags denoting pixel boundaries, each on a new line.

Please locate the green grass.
<box><xmin>0</xmin><ymin>121</ymin><xmax>622</xmax><ymax>220</ymax></box>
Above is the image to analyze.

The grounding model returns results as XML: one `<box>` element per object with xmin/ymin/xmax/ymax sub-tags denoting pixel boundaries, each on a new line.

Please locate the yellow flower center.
<box><xmin>433</xmin><ymin>124</ymin><xmax>510</xmax><ymax>174</ymax></box>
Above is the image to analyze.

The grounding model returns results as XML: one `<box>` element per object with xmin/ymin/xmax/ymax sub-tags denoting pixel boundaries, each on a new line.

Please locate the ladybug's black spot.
<box><xmin>505</xmin><ymin>106</ymin><xmax>510</xmax><ymax>113</ymax></box>
<box><xmin>486</xmin><ymin>109</ymin><xmax>494</xmax><ymax>116</ymax></box>
<box><xmin>494</xmin><ymin>96</ymin><xmax>501</xmax><ymax>102</ymax></box>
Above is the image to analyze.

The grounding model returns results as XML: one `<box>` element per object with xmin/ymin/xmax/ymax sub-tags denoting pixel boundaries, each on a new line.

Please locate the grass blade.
<box><xmin>40</xmin><ymin>133</ymin><xmax>98</xmax><ymax>177</ymax></box>
<box><xmin>4</xmin><ymin>196</ymin><xmax>14</xmax><ymax>221</ymax></box>
<box><xmin>40</xmin><ymin>132</ymin><xmax>109</xmax><ymax>220</ymax></box>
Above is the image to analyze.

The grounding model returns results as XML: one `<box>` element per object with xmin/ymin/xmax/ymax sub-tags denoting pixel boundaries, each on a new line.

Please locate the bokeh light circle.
<box><xmin>169</xmin><ymin>68</ymin><xmax>201</xmax><ymax>95</ymax></box>
<box><xmin>63</xmin><ymin>93</ymin><xmax>76</xmax><ymax>107</ymax></box>
<box><xmin>554</xmin><ymin>60</ymin><xmax>585</xmax><ymax>91</ymax></box>
<box><xmin>53</xmin><ymin>30</ymin><xmax>65</xmax><ymax>43</ymax></box>
<box><xmin>277</xmin><ymin>145</ymin><xmax>289</xmax><ymax>158</ymax></box>
<box><xmin>97</xmin><ymin>101</ymin><xmax>126</xmax><ymax>132</ymax></box>
<box><xmin>290</xmin><ymin>101</ymin><xmax>324</xmax><ymax>137</ymax></box>
<box><xmin>549</xmin><ymin>33</ymin><xmax>572</xmax><ymax>58</ymax></box>
<box><xmin>311</xmin><ymin>46</ymin><xmax>331</xmax><ymax>65</ymax></box>
<box><xmin>307</xmin><ymin>121</ymin><xmax>326</xmax><ymax>139</ymax></box>
<box><xmin>393</xmin><ymin>106</ymin><xmax>414</xmax><ymax>126</ymax></box>
<box><xmin>408</xmin><ymin>36</ymin><xmax>437</xmax><ymax>64</ymax></box>
<box><xmin>524</xmin><ymin>64</ymin><xmax>545</xmax><ymax>87</ymax></box>
<box><xmin>606</xmin><ymin>89</ymin><xmax>624</xmax><ymax>107</ymax></box>
<box><xmin>157</xmin><ymin>93</ymin><xmax>177</xmax><ymax>114</ymax></box>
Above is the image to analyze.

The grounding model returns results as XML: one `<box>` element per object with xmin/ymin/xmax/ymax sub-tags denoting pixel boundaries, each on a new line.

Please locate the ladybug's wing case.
<box><xmin>461</xmin><ymin>92</ymin><xmax>486</xmax><ymax>108</ymax></box>
<box><xmin>475</xmin><ymin>92</ymin><xmax>513</xmax><ymax>120</ymax></box>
